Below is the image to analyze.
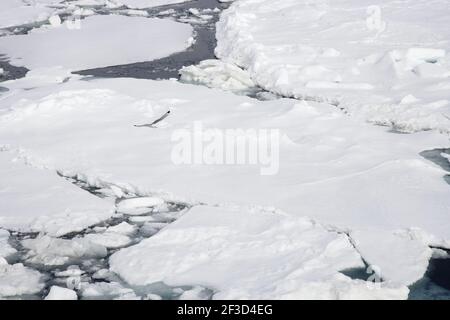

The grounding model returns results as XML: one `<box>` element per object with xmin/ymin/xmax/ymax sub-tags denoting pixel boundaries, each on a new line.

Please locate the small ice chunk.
<box><xmin>106</xmin><ymin>222</ymin><xmax>136</xmax><ymax>235</ymax></box>
<box><xmin>22</xmin><ymin>236</ymin><xmax>107</xmax><ymax>266</ymax></box>
<box><xmin>188</xmin><ymin>8</ymin><xmax>200</xmax><ymax>16</ymax></box>
<box><xmin>180</xmin><ymin>59</ymin><xmax>257</xmax><ymax>94</ymax></box>
<box><xmin>80</xmin><ymin>282</ymin><xmax>136</xmax><ymax>300</ymax></box>
<box><xmin>145</xmin><ymin>293</ymin><xmax>162</xmax><ymax>300</ymax></box>
<box><xmin>0</xmin><ymin>258</ymin><xmax>44</xmax><ymax>298</ymax></box>
<box><xmin>178</xmin><ymin>286</ymin><xmax>210</xmax><ymax>300</ymax></box>
<box><xmin>116</xmin><ymin>197</ymin><xmax>164</xmax><ymax>215</ymax></box>
<box><xmin>399</xmin><ymin>94</ymin><xmax>420</xmax><ymax>105</ymax></box>
<box><xmin>84</xmin><ymin>232</ymin><xmax>132</xmax><ymax>249</ymax></box>
<box><xmin>432</xmin><ymin>248</ymin><xmax>449</xmax><ymax>259</ymax></box>
<box><xmin>125</xmin><ymin>9</ymin><xmax>148</xmax><ymax>17</ymax></box>
<box><xmin>110</xmin><ymin>186</ymin><xmax>125</xmax><ymax>198</ymax></box>
<box><xmin>0</xmin><ymin>229</ymin><xmax>16</xmax><ymax>258</ymax></box>
<box><xmin>54</xmin><ymin>265</ymin><xmax>85</xmax><ymax>277</ymax></box>
<box><xmin>73</xmin><ymin>8</ymin><xmax>95</xmax><ymax>17</ymax></box>
<box><xmin>48</xmin><ymin>15</ymin><xmax>61</xmax><ymax>27</ymax></box>
<box><xmin>128</xmin><ymin>216</ymin><xmax>156</xmax><ymax>224</ymax></box>
<box><xmin>140</xmin><ymin>222</ymin><xmax>168</xmax><ymax>237</ymax></box>
<box><xmin>92</xmin><ymin>268</ymin><xmax>117</xmax><ymax>281</ymax></box>
<box><xmin>45</xmin><ymin>286</ymin><xmax>78</xmax><ymax>300</ymax></box>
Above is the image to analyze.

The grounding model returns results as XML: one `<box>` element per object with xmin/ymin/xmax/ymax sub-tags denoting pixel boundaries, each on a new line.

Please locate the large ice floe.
<box><xmin>110</xmin><ymin>205</ymin><xmax>409</xmax><ymax>299</ymax></box>
<box><xmin>0</xmin><ymin>76</ymin><xmax>449</xmax><ymax>298</ymax></box>
<box><xmin>215</xmin><ymin>0</ymin><xmax>450</xmax><ymax>133</ymax></box>
<box><xmin>0</xmin><ymin>0</ymin><xmax>61</xmax><ymax>29</ymax></box>
<box><xmin>0</xmin><ymin>151</ymin><xmax>114</xmax><ymax>236</ymax></box>
<box><xmin>0</xmin><ymin>14</ymin><xmax>193</xmax><ymax>71</ymax></box>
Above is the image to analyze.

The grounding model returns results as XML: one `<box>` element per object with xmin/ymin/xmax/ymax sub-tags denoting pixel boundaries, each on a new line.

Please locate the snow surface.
<box><xmin>0</xmin><ymin>15</ymin><xmax>193</xmax><ymax>71</ymax></box>
<box><xmin>0</xmin><ymin>77</ymin><xmax>449</xmax><ymax>291</ymax></box>
<box><xmin>110</xmin><ymin>205</ymin><xmax>408</xmax><ymax>299</ymax></box>
<box><xmin>215</xmin><ymin>0</ymin><xmax>450</xmax><ymax>133</ymax></box>
<box><xmin>0</xmin><ymin>152</ymin><xmax>114</xmax><ymax>236</ymax></box>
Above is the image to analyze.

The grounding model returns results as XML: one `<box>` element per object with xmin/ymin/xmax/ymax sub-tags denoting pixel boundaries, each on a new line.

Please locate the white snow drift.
<box><xmin>215</xmin><ymin>0</ymin><xmax>450</xmax><ymax>133</ymax></box>
<box><xmin>0</xmin><ymin>14</ymin><xmax>193</xmax><ymax>71</ymax></box>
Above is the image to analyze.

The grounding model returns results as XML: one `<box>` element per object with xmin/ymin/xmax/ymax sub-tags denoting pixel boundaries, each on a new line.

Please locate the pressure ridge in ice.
<box><xmin>215</xmin><ymin>0</ymin><xmax>450</xmax><ymax>133</ymax></box>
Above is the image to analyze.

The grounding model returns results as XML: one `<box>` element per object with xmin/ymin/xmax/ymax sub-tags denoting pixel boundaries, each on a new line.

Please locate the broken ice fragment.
<box><xmin>45</xmin><ymin>286</ymin><xmax>78</xmax><ymax>300</ymax></box>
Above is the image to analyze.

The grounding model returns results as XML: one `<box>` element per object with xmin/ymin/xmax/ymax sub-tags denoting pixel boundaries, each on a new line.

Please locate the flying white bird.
<box><xmin>134</xmin><ymin>110</ymin><xmax>171</xmax><ymax>128</ymax></box>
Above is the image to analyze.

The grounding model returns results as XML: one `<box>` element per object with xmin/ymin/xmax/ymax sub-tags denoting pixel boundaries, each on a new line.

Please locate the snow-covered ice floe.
<box><xmin>0</xmin><ymin>14</ymin><xmax>193</xmax><ymax>71</ymax></box>
<box><xmin>0</xmin><ymin>77</ymin><xmax>449</xmax><ymax>297</ymax></box>
<box><xmin>215</xmin><ymin>0</ymin><xmax>450</xmax><ymax>133</ymax></box>
<box><xmin>0</xmin><ymin>152</ymin><xmax>114</xmax><ymax>236</ymax></box>
<box><xmin>110</xmin><ymin>205</ymin><xmax>409</xmax><ymax>299</ymax></box>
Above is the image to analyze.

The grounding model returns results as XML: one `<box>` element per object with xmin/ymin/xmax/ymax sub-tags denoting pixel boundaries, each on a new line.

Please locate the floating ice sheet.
<box><xmin>0</xmin><ymin>15</ymin><xmax>193</xmax><ymax>71</ymax></box>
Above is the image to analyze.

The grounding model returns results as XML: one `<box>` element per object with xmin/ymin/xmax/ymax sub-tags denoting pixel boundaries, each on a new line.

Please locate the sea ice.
<box><xmin>0</xmin><ymin>15</ymin><xmax>193</xmax><ymax>71</ymax></box>
<box><xmin>0</xmin><ymin>257</ymin><xmax>44</xmax><ymax>298</ymax></box>
<box><xmin>0</xmin><ymin>229</ymin><xmax>16</xmax><ymax>259</ymax></box>
<box><xmin>0</xmin><ymin>0</ymin><xmax>57</xmax><ymax>29</ymax></box>
<box><xmin>180</xmin><ymin>59</ymin><xmax>257</xmax><ymax>94</ymax></box>
<box><xmin>0</xmin><ymin>77</ymin><xmax>449</xmax><ymax>293</ymax></box>
<box><xmin>116</xmin><ymin>197</ymin><xmax>165</xmax><ymax>216</ymax></box>
<box><xmin>44</xmin><ymin>286</ymin><xmax>78</xmax><ymax>300</ymax></box>
<box><xmin>80</xmin><ymin>281</ymin><xmax>137</xmax><ymax>300</ymax></box>
<box><xmin>105</xmin><ymin>222</ymin><xmax>137</xmax><ymax>235</ymax></box>
<box><xmin>119</xmin><ymin>0</ymin><xmax>189</xmax><ymax>9</ymax></box>
<box><xmin>84</xmin><ymin>232</ymin><xmax>132</xmax><ymax>249</ymax></box>
<box><xmin>110</xmin><ymin>205</ymin><xmax>408</xmax><ymax>299</ymax></box>
<box><xmin>22</xmin><ymin>235</ymin><xmax>107</xmax><ymax>266</ymax></box>
<box><xmin>0</xmin><ymin>152</ymin><xmax>114</xmax><ymax>236</ymax></box>
<box><xmin>215</xmin><ymin>0</ymin><xmax>450</xmax><ymax>133</ymax></box>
